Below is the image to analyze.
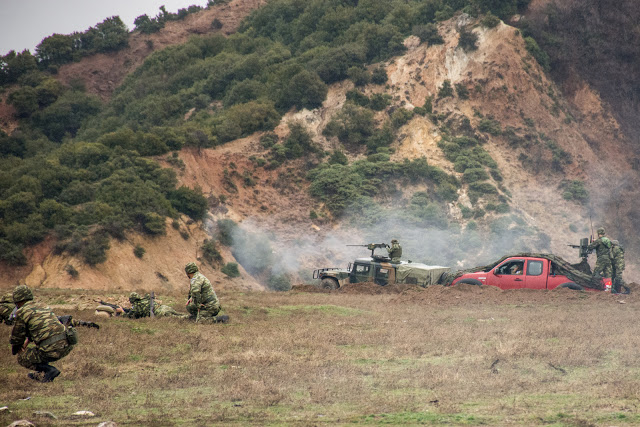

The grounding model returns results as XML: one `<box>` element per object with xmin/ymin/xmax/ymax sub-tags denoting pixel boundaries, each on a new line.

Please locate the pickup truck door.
<box><xmin>490</xmin><ymin>259</ymin><xmax>526</xmax><ymax>289</ymax></box>
<box><xmin>523</xmin><ymin>259</ymin><xmax>547</xmax><ymax>289</ymax></box>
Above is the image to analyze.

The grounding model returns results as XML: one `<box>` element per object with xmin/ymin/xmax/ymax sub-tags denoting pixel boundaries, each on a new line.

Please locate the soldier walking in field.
<box><xmin>9</xmin><ymin>285</ymin><xmax>77</xmax><ymax>383</ymax></box>
<box><xmin>587</xmin><ymin>227</ymin><xmax>613</xmax><ymax>279</ymax></box>
<box><xmin>610</xmin><ymin>239</ymin><xmax>625</xmax><ymax>293</ymax></box>
<box><xmin>387</xmin><ymin>239</ymin><xmax>402</xmax><ymax>263</ymax></box>
<box><xmin>184</xmin><ymin>262</ymin><xmax>227</xmax><ymax>323</ymax></box>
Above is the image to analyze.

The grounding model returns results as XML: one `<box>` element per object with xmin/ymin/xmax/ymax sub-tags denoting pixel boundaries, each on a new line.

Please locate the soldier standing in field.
<box><xmin>9</xmin><ymin>285</ymin><xmax>76</xmax><ymax>383</ymax></box>
<box><xmin>587</xmin><ymin>227</ymin><xmax>613</xmax><ymax>279</ymax></box>
<box><xmin>387</xmin><ymin>239</ymin><xmax>402</xmax><ymax>263</ymax></box>
<box><xmin>610</xmin><ymin>239</ymin><xmax>625</xmax><ymax>293</ymax></box>
<box><xmin>185</xmin><ymin>262</ymin><xmax>227</xmax><ymax>323</ymax></box>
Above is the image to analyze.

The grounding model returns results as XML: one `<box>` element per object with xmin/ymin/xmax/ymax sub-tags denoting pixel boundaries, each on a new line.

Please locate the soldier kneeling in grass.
<box><xmin>185</xmin><ymin>262</ymin><xmax>229</xmax><ymax>324</ymax></box>
<box><xmin>10</xmin><ymin>285</ymin><xmax>77</xmax><ymax>383</ymax></box>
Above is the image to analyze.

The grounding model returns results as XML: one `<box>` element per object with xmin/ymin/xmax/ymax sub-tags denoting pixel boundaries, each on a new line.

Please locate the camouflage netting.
<box><xmin>439</xmin><ymin>253</ymin><xmax>604</xmax><ymax>290</ymax></box>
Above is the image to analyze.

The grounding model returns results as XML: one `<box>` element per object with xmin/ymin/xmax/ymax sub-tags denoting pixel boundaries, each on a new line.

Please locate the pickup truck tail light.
<box><xmin>604</xmin><ymin>279</ymin><xmax>612</xmax><ymax>292</ymax></box>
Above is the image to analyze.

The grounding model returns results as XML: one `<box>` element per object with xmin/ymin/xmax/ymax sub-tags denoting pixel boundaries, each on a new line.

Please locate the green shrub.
<box><xmin>347</xmin><ymin>66</ymin><xmax>371</xmax><ymax>86</ymax></box>
<box><xmin>323</xmin><ymin>104</ymin><xmax>375</xmax><ymax>146</ymax></box>
<box><xmin>267</xmin><ymin>273</ymin><xmax>292</xmax><ymax>291</ymax></box>
<box><xmin>328</xmin><ymin>150</ymin><xmax>348</xmax><ymax>165</ymax></box>
<box><xmin>390</xmin><ymin>108</ymin><xmax>414</xmax><ymax>129</ymax></box>
<box><xmin>371</xmin><ymin>66</ymin><xmax>388</xmax><ymax>85</ymax></box>
<box><xmin>524</xmin><ymin>36</ymin><xmax>550</xmax><ymax>72</ymax></box>
<box><xmin>463</xmin><ymin>168</ymin><xmax>490</xmax><ymax>183</ymax></box>
<box><xmin>412</xmin><ymin>24</ymin><xmax>444</xmax><ymax>45</ymax></box>
<box><xmin>64</xmin><ymin>264</ymin><xmax>79</xmax><ymax>278</ymax></box>
<box><xmin>455</xmin><ymin>83</ymin><xmax>469</xmax><ymax>99</ymax></box>
<box><xmin>457</xmin><ymin>28</ymin><xmax>478</xmax><ymax>51</ymax></box>
<box><xmin>481</xmin><ymin>13</ymin><xmax>501</xmax><ymax>28</ymax></box>
<box><xmin>438</xmin><ymin>80</ymin><xmax>454</xmax><ymax>99</ymax></box>
<box><xmin>201</xmin><ymin>239</ymin><xmax>222</xmax><ymax>265</ymax></box>
<box><xmin>81</xmin><ymin>233</ymin><xmax>110</xmax><ymax>266</ymax></box>
<box><xmin>166</xmin><ymin>186</ymin><xmax>208</xmax><ymax>220</ymax></box>
<box><xmin>134</xmin><ymin>245</ymin><xmax>146</xmax><ymax>258</ymax></box>
<box><xmin>369</xmin><ymin>93</ymin><xmax>391</xmax><ymax>111</ymax></box>
<box><xmin>217</xmin><ymin>219</ymin><xmax>236</xmax><ymax>246</ymax></box>
<box><xmin>221</xmin><ymin>262</ymin><xmax>241</xmax><ymax>278</ymax></box>
<box><xmin>561</xmin><ymin>180</ymin><xmax>589</xmax><ymax>204</ymax></box>
<box><xmin>283</xmin><ymin>121</ymin><xmax>318</xmax><ymax>159</ymax></box>
<box><xmin>478</xmin><ymin>118</ymin><xmax>502</xmax><ymax>135</ymax></box>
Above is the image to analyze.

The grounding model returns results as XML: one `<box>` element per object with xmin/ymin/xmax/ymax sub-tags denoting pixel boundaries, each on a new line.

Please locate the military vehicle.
<box><xmin>312</xmin><ymin>243</ymin><xmax>450</xmax><ymax>289</ymax></box>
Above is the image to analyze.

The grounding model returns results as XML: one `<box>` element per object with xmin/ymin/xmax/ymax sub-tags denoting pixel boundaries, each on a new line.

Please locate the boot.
<box><xmin>38</xmin><ymin>364</ymin><xmax>60</xmax><ymax>383</ymax></box>
<box><xmin>214</xmin><ymin>315</ymin><xmax>230</xmax><ymax>324</ymax></box>
<box><xmin>27</xmin><ymin>363</ymin><xmax>48</xmax><ymax>382</ymax></box>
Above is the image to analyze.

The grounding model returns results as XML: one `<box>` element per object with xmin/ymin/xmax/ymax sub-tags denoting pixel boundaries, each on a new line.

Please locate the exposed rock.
<box><xmin>72</xmin><ymin>410</ymin><xmax>96</xmax><ymax>418</ymax></box>
<box><xmin>25</xmin><ymin>265</ymin><xmax>46</xmax><ymax>287</ymax></box>
<box><xmin>7</xmin><ymin>421</ymin><xmax>35</xmax><ymax>427</ymax></box>
<box><xmin>97</xmin><ymin>422</ymin><xmax>118</xmax><ymax>427</ymax></box>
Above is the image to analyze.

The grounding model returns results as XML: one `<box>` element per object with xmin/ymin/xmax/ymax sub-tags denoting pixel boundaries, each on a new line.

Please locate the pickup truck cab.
<box><xmin>451</xmin><ymin>256</ymin><xmax>612</xmax><ymax>291</ymax></box>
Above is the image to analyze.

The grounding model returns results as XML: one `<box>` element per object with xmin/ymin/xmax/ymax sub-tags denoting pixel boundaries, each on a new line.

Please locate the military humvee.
<box><xmin>313</xmin><ymin>250</ymin><xmax>450</xmax><ymax>289</ymax></box>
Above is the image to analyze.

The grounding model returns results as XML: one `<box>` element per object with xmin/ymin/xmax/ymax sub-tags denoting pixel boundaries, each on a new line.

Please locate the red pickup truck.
<box><xmin>451</xmin><ymin>255</ymin><xmax>612</xmax><ymax>291</ymax></box>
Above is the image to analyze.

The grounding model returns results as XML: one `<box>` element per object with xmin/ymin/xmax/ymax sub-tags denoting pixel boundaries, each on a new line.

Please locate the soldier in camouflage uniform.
<box><xmin>1</xmin><ymin>292</ymin><xmax>14</xmax><ymax>324</ymax></box>
<box><xmin>185</xmin><ymin>262</ymin><xmax>226</xmax><ymax>323</ymax></box>
<box><xmin>9</xmin><ymin>285</ymin><xmax>76</xmax><ymax>383</ymax></box>
<box><xmin>610</xmin><ymin>239</ymin><xmax>625</xmax><ymax>293</ymax></box>
<box><xmin>125</xmin><ymin>292</ymin><xmax>186</xmax><ymax>318</ymax></box>
<box><xmin>2</xmin><ymin>291</ymin><xmax>99</xmax><ymax>328</ymax></box>
<box><xmin>387</xmin><ymin>239</ymin><xmax>402</xmax><ymax>263</ymax></box>
<box><xmin>587</xmin><ymin>227</ymin><xmax>613</xmax><ymax>279</ymax></box>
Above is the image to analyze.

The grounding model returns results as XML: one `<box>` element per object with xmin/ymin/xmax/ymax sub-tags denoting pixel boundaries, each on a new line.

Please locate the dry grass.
<box><xmin>1</xmin><ymin>285</ymin><xmax>640</xmax><ymax>426</ymax></box>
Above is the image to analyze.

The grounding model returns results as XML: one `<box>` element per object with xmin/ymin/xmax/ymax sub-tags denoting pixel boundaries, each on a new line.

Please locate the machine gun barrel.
<box><xmin>347</xmin><ymin>243</ymin><xmax>389</xmax><ymax>257</ymax></box>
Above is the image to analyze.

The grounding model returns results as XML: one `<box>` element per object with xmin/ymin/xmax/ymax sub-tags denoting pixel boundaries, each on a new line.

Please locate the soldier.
<box><xmin>610</xmin><ymin>239</ymin><xmax>625</xmax><ymax>293</ymax></box>
<box><xmin>587</xmin><ymin>227</ymin><xmax>613</xmax><ymax>279</ymax></box>
<box><xmin>2</xmin><ymin>291</ymin><xmax>99</xmax><ymax>329</ymax></box>
<box><xmin>387</xmin><ymin>239</ymin><xmax>402</xmax><ymax>263</ymax></box>
<box><xmin>124</xmin><ymin>292</ymin><xmax>186</xmax><ymax>319</ymax></box>
<box><xmin>10</xmin><ymin>285</ymin><xmax>76</xmax><ymax>383</ymax></box>
<box><xmin>1</xmin><ymin>292</ymin><xmax>14</xmax><ymax>324</ymax></box>
<box><xmin>185</xmin><ymin>262</ymin><xmax>227</xmax><ymax>323</ymax></box>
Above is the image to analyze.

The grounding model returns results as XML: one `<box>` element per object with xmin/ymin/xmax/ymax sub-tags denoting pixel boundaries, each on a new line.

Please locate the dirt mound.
<box><xmin>391</xmin><ymin>283</ymin><xmax>636</xmax><ymax>306</ymax></box>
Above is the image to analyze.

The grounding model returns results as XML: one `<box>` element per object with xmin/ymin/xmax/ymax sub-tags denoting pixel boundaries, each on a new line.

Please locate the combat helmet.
<box><xmin>185</xmin><ymin>262</ymin><xmax>199</xmax><ymax>274</ymax></box>
<box><xmin>597</xmin><ymin>227</ymin><xmax>605</xmax><ymax>236</ymax></box>
<box><xmin>129</xmin><ymin>292</ymin><xmax>141</xmax><ymax>303</ymax></box>
<box><xmin>13</xmin><ymin>285</ymin><xmax>33</xmax><ymax>304</ymax></box>
<box><xmin>391</xmin><ymin>239</ymin><xmax>398</xmax><ymax>243</ymax></box>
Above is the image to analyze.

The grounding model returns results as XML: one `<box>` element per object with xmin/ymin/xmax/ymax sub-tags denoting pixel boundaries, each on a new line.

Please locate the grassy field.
<box><xmin>1</xmin><ymin>284</ymin><xmax>639</xmax><ymax>426</ymax></box>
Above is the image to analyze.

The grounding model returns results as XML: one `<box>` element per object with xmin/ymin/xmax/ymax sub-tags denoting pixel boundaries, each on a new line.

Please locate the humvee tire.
<box><xmin>321</xmin><ymin>278</ymin><xmax>339</xmax><ymax>290</ymax></box>
<box><xmin>457</xmin><ymin>278</ymin><xmax>482</xmax><ymax>286</ymax></box>
<box><xmin>559</xmin><ymin>282</ymin><xmax>584</xmax><ymax>291</ymax></box>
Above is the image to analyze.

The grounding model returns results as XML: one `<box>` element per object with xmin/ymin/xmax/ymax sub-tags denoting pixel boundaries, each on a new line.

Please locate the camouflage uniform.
<box><xmin>387</xmin><ymin>240</ymin><xmax>402</xmax><ymax>263</ymax></box>
<box><xmin>1</xmin><ymin>292</ymin><xmax>15</xmax><ymax>324</ymax></box>
<box><xmin>611</xmin><ymin>240</ymin><xmax>625</xmax><ymax>293</ymax></box>
<box><xmin>10</xmin><ymin>286</ymin><xmax>74</xmax><ymax>382</ymax></box>
<box><xmin>126</xmin><ymin>292</ymin><xmax>185</xmax><ymax>318</ymax></box>
<box><xmin>587</xmin><ymin>228</ymin><xmax>612</xmax><ymax>278</ymax></box>
<box><xmin>185</xmin><ymin>262</ymin><xmax>221</xmax><ymax>322</ymax></box>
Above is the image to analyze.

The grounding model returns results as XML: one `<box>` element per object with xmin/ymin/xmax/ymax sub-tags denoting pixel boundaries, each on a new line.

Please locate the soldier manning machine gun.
<box><xmin>347</xmin><ymin>243</ymin><xmax>389</xmax><ymax>259</ymax></box>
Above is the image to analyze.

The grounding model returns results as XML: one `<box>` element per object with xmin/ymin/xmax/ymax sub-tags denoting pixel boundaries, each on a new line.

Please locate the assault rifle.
<box><xmin>99</xmin><ymin>300</ymin><xmax>130</xmax><ymax>315</ymax></box>
<box><xmin>347</xmin><ymin>243</ymin><xmax>389</xmax><ymax>258</ymax></box>
<box><xmin>567</xmin><ymin>237</ymin><xmax>593</xmax><ymax>260</ymax></box>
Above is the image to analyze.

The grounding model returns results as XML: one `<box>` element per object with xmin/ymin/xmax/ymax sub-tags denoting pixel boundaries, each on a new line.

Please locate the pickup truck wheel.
<box><xmin>559</xmin><ymin>282</ymin><xmax>584</xmax><ymax>291</ymax></box>
<box><xmin>457</xmin><ymin>279</ymin><xmax>482</xmax><ymax>286</ymax></box>
<box><xmin>321</xmin><ymin>278</ymin><xmax>339</xmax><ymax>290</ymax></box>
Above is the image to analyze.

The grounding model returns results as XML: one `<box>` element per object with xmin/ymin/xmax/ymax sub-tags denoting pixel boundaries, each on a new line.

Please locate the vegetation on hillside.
<box><xmin>0</xmin><ymin>0</ymin><xmax>535</xmax><ymax>268</ymax></box>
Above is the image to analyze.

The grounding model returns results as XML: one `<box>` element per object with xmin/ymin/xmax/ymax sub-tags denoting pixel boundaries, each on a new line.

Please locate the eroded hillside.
<box><xmin>2</xmin><ymin>3</ymin><xmax>638</xmax><ymax>292</ymax></box>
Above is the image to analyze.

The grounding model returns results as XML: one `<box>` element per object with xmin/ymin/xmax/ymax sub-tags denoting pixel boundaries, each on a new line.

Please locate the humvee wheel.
<box><xmin>321</xmin><ymin>278</ymin><xmax>339</xmax><ymax>290</ymax></box>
